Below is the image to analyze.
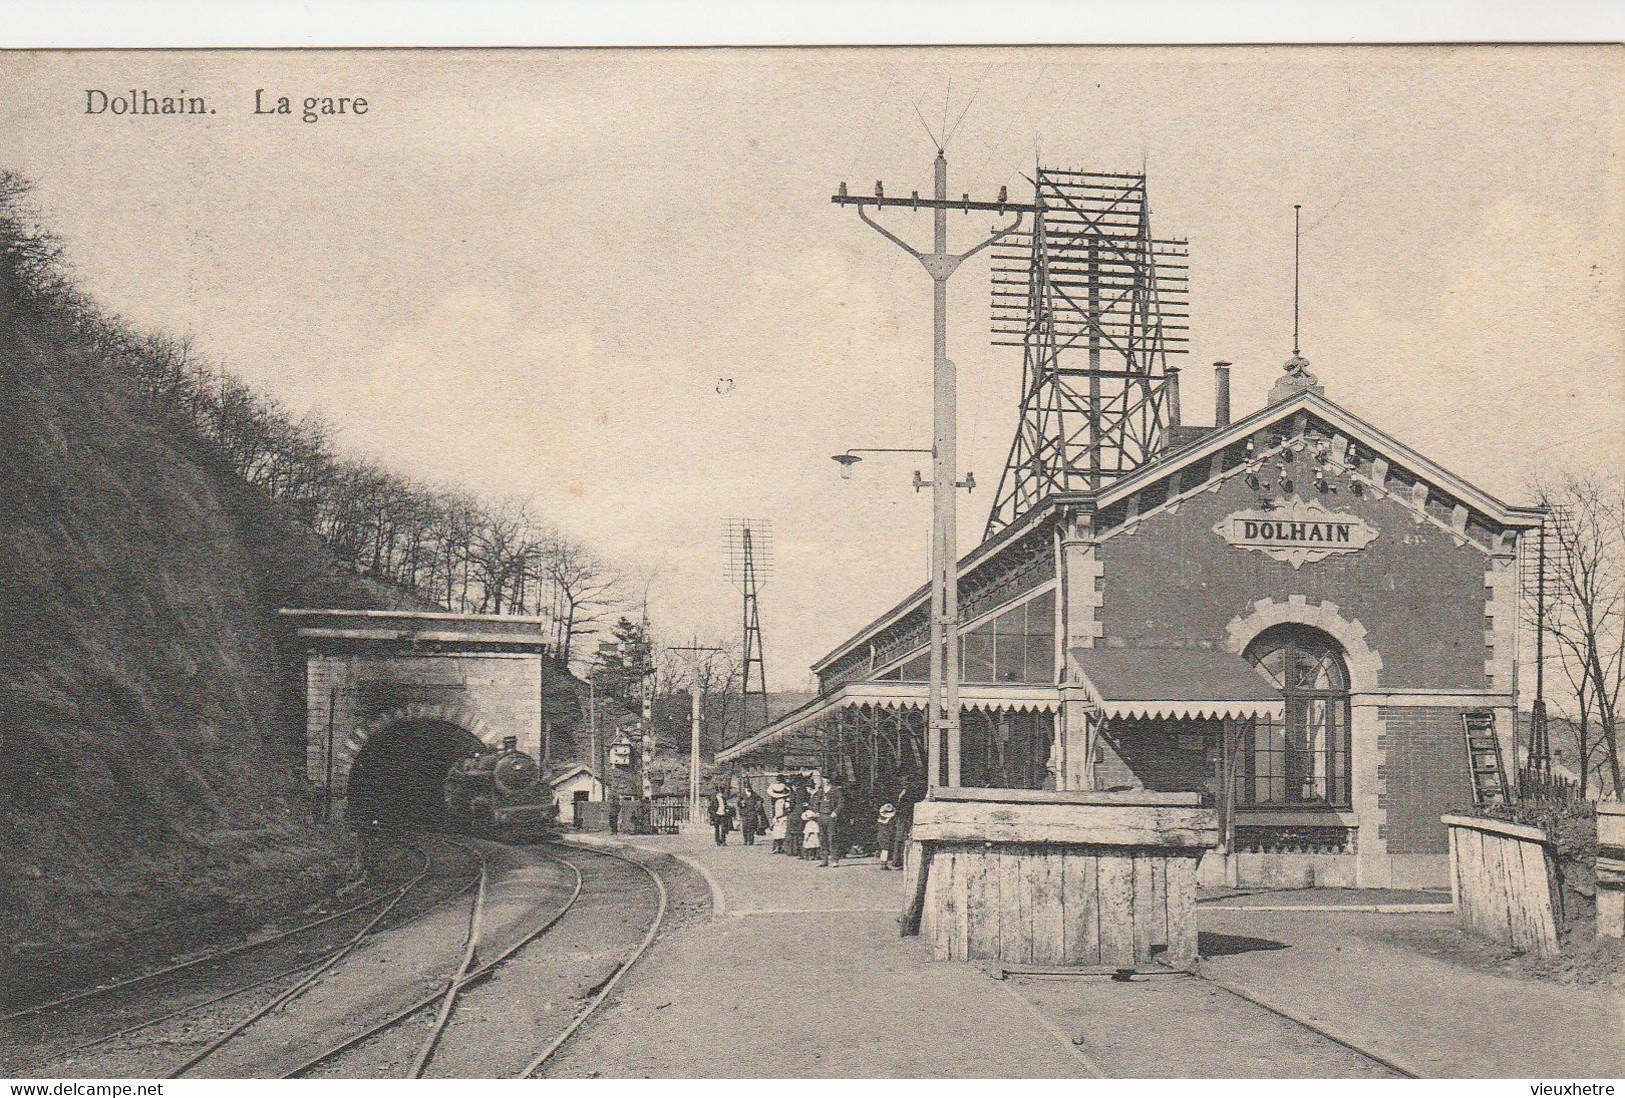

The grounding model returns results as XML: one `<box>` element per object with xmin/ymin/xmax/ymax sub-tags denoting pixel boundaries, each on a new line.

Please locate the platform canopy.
<box><xmin>715</xmin><ymin>681</ymin><xmax>1059</xmax><ymax>764</ymax></box>
<box><xmin>1069</xmin><ymin>646</ymin><xmax>1283</xmax><ymax>721</ymax></box>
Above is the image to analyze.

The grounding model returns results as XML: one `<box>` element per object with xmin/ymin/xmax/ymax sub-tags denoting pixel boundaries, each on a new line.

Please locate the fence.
<box><xmin>1518</xmin><ymin>767</ymin><xmax>1585</xmax><ymax>809</ymax></box>
<box><xmin>649</xmin><ymin>793</ymin><xmax>688</xmax><ymax>833</ymax></box>
<box><xmin>1442</xmin><ymin>813</ymin><xmax>1562</xmax><ymax>957</ymax></box>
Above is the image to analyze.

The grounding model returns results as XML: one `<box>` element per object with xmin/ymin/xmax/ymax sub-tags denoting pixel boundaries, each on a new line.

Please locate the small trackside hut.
<box><xmin>719</xmin><ymin>379</ymin><xmax>1544</xmax><ymax>894</ymax></box>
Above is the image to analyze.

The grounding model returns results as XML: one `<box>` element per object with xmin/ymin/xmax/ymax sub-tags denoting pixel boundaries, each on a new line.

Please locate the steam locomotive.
<box><xmin>443</xmin><ymin>736</ymin><xmax>557</xmax><ymax>840</ymax></box>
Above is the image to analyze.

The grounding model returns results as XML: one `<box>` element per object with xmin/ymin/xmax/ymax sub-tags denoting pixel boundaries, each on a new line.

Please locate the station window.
<box><xmin>1241</xmin><ymin>625</ymin><xmax>1351</xmax><ymax>808</ymax></box>
<box><xmin>880</xmin><ymin>587</ymin><xmax>1057</xmax><ymax>685</ymax></box>
<box><xmin>963</xmin><ymin>587</ymin><xmax>1056</xmax><ymax>683</ymax></box>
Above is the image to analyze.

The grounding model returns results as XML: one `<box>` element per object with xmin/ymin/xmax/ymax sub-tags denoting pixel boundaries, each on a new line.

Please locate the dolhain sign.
<box><xmin>1214</xmin><ymin>496</ymin><xmax>1379</xmax><ymax>569</ymax></box>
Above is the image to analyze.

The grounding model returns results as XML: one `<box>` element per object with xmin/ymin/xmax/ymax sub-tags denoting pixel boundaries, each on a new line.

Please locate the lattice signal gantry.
<box><xmin>985</xmin><ymin>168</ymin><xmax>1190</xmax><ymax>538</ymax></box>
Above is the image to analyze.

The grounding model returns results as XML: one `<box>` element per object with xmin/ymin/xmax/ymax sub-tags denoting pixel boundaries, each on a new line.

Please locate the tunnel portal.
<box><xmin>345</xmin><ymin>719</ymin><xmax>482</xmax><ymax>831</ymax></box>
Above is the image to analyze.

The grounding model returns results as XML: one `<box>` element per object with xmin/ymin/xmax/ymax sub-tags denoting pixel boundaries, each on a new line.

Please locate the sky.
<box><xmin>3</xmin><ymin>46</ymin><xmax>1621</xmax><ymax>688</ymax></box>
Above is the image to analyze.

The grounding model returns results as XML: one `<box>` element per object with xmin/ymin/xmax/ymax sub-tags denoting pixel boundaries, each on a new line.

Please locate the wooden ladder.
<box><xmin>1463</xmin><ymin>710</ymin><xmax>1511</xmax><ymax>807</ymax></box>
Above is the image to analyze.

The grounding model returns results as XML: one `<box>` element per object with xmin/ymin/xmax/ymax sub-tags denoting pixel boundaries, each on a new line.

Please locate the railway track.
<box><xmin>2</xmin><ymin>840</ymin><xmax>428</xmax><ymax>1029</ymax></box>
<box><xmin>518</xmin><ymin>844</ymin><xmax>668</xmax><ymax>1078</ymax></box>
<box><xmin>286</xmin><ymin>841</ymin><xmax>667</xmax><ymax>1080</ymax></box>
<box><xmin>1005</xmin><ymin>959</ymin><xmax>1418</xmax><ymax>1079</ymax></box>
<box><xmin>18</xmin><ymin>837</ymin><xmax>671</xmax><ymax>1080</ymax></box>
<box><xmin>164</xmin><ymin>837</ymin><xmax>485</xmax><ymax>1078</ymax></box>
<box><xmin>4</xmin><ymin>836</ymin><xmax>482</xmax><ymax>1077</ymax></box>
<box><xmin>1181</xmin><ymin>965</ymin><xmax>1417</xmax><ymax>1079</ymax></box>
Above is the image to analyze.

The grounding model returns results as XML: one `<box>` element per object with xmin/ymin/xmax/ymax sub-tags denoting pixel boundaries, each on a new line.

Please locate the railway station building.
<box><xmin>719</xmin><ymin>367</ymin><xmax>1543</xmax><ymax>890</ymax></box>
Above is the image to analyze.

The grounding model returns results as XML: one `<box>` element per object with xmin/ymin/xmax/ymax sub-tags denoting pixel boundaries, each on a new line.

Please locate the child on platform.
<box><xmin>801</xmin><ymin>808</ymin><xmax>821</xmax><ymax>861</ymax></box>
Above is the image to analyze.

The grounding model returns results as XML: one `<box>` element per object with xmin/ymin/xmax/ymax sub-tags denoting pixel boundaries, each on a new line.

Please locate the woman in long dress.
<box><xmin>769</xmin><ymin>791</ymin><xmax>790</xmax><ymax>852</ymax></box>
<box><xmin>784</xmin><ymin>777</ymin><xmax>807</xmax><ymax>857</ymax></box>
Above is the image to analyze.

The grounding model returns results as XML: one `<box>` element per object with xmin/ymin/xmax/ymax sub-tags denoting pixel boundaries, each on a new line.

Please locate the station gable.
<box><xmin>812</xmin><ymin>390</ymin><xmax>1539</xmax><ymax>694</ymax></box>
<box><xmin>1089</xmin><ymin>393</ymin><xmax>1536</xmax><ymax>558</ymax></box>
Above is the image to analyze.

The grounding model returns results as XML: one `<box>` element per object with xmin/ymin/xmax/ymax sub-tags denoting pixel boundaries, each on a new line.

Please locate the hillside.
<box><xmin>0</xmin><ymin>212</ymin><xmax>409</xmax><ymax>996</ymax></box>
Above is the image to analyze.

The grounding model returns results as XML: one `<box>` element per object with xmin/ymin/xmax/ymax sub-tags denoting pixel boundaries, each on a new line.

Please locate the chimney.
<box><xmin>1165</xmin><ymin>366</ymin><xmax>1182</xmax><ymax>428</ymax></box>
<box><xmin>1213</xmin><ymin>361</ymin><xmax>1232</xmax><ymax>427</ymax></box>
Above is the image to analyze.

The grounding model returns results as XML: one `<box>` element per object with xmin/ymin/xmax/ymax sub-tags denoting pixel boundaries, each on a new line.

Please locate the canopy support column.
<box><xmin>1058</xmin><ymin>687</ymin><xmax>1098</xmax><ymax>791</ymax></box>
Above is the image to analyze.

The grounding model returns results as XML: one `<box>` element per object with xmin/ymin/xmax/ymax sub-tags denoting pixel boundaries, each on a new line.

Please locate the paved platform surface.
<box><xmin>551</xmin><ymin>831</ymin><xmax>1091</xmax><ymax>1077</ymax></box>
<box><xmin>553</xmin><ymin>828</ymin><xmax>1622</xmax><ymax>1078</ymax></box>
<box><xmin>1199</xmin><ymin>908</ymin><xmax>1625</xmax><ymax>1078</ymax></box>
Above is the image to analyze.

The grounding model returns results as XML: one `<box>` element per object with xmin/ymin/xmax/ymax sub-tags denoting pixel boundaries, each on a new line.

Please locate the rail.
<box><xmin>518</xmin><ymin>842</ymin><xmax>670</xmax><ymax>1077</ymax></box>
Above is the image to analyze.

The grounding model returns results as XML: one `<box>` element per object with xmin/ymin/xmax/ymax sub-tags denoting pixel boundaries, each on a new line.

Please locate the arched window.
<box><xmin>1242</xmin><ymin>625</ymin><xmax>1352</xmax><ymax>808</ymax></box>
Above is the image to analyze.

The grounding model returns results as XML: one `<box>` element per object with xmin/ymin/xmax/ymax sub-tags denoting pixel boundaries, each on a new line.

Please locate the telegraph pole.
<box><xmin>669</xmin><ymin>640</ymin><xmax>723</xmax><ymax>826</ymax></box>
<box><xmin>633</xmin><ymin>606</ymin><xmax>656</xmax><ymax>800</ymax></box>
<box><xmin>833</xmin><ymin>151</ymin><xmax>1027</xmax><ymax>789</ymax></box>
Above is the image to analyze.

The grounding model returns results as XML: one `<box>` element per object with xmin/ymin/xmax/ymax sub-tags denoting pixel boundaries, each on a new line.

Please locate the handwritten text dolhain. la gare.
<box><xmin>254</xmin><ymin>90</ymin><xmax>368</xmax><ymax>123</ymax></box>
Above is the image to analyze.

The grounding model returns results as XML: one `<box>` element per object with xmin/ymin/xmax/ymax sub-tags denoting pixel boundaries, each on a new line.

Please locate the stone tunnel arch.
<box><xmin>345</xmin><ymin>714</ymin><xmax>485</xmax><ymax>831</ymax></box>
<box><xmin>283</xmin><ymin>609</ymin><xmax>563</xmax><ymax>828</ymax></box>
<box><xmin>337</xmin><ymin>700</ymin><xmax>493</xmax><ymax>830</ymax></box>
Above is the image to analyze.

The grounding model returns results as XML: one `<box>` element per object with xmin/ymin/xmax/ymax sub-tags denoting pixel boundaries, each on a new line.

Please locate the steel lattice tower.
<box><xmin>984</xmin><ymin>168</ymin><xmax>1190</xmax><ymax>538</ymax></box>
<box><xmin>723</xmin><ymin>519</ymin><xmax>772</xmax><ymax>747</ymax></box>
<box><xmin>1519</xmin><ymin>505</ymin><xmax>1570</xmax><ymax>776</ymax></box>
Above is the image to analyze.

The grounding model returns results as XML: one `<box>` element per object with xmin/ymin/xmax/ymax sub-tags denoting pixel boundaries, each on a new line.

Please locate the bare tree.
<box><xmin>540</xmin><ymin>533</ymin><xmax>621</xmax><ymax>666</ymax></box>
<box><xmin>7</xmin><ymin>168</ymin><xmax>646</xmax><ymax>631</ymax></box>
<box><xmin>1534</xmin><ymin>473</ymin><xmax>1624</xmax><ymax>797</ymax></box>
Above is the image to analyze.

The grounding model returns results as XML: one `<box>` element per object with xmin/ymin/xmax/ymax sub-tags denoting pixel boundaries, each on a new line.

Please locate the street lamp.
<box><xmin>832</xmin><ymin>152</ymin><xmax>1023</xmax><ymax>792</ymax></box>
<box><xmin>831</xmin><ymin>447</ymin><xmax>934</xmax><ymax>481</ymax></box>
<box><xmin>831</xmin><ymin>444</ymin><xmax>975</xmax><ymax>791</ymax></box>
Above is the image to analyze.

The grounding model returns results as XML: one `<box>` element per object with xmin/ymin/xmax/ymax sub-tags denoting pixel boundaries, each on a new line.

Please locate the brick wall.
<box><xmin>1095</xmin><ymin>470</ymin><xmax>1492</xmax><ymax>689</ymax></box>
<box><xmin>1379</xmin><ymin>705</ymin><xmax>1477</xmax><ymax>855</ymax></box>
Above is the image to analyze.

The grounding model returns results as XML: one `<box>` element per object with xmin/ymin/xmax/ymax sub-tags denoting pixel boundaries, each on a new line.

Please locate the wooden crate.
<box><xmin>1443</xmin><ymin>813</ymin><xmax>1561</xmax><ymax>957</ymax></box>
<box><xmin>905</xmin><ymin>789</ymin><xmax>1217</xmax><ymax>966</ymax></box>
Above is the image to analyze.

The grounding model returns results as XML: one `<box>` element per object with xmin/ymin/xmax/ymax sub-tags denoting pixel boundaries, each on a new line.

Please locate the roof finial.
<box><xmin>1293</xmin><ymin>203</ymin><xmax>1301</xmax><ymax>357</ymax></box>
<box><xmin>1272</xmin><ymin>203</ymin><xmax>1324</xmax><ymax>404</ymax></box>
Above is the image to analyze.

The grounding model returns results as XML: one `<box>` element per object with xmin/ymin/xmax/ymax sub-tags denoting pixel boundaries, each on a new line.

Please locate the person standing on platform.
<box><xmin>875</xmin><ymin>801</ymin><xmax>898</xmax><ymax>869</ymax></box>
<box><xmin>889</xmin><ymin>777</ymin><xmax>915</xmax><ymax>870</ymax></box>
<box><xmin>800</xmin><ymin>807</ymin><xmax>821</xmax><ymax>861</ymax></box>
<box><xmin>814</xmin><ymin>774</ymin><xmax>845</xmax><ymax>867</ymax></box>
<box><xmin>767</xmin><ymin>774</ymin><xmax>790</xmax><ymax>852</ymax></box>
<box><xmin>769</xmin><ymin>792</ymin><xmax>789</xmax><ymax>852</ymax></box>
<box><xmin>708</xmin><ymin>786</ymin><xmax>732</xmax><ymax>846</ymax></box>
<box><xmin>738</xmin><ymin>785</ymin><xmax>764</xmax><ymax>846</ymax></box>
<box><xmin>785</xmin><ymin>776</ymin><xmax>807</xmax><ymax>858</ymax></box>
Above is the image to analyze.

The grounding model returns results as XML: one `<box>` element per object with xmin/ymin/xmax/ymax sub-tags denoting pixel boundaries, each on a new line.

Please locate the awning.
<box><xmin>1069</xmin><ymin>646</ymin><xmax>1283</xmax><ymax>721</ymax></box>
<box><xmin>715</xmin><ymin>681</ymin><xmax>1062</xmax><ymax>764</ymax></box>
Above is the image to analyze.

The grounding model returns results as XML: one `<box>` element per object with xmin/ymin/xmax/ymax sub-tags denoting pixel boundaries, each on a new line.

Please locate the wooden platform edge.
<box><xmin>912</xmin><ymin>800</ymin><xmax>1220</xmax><ymax>849</ymax></box>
